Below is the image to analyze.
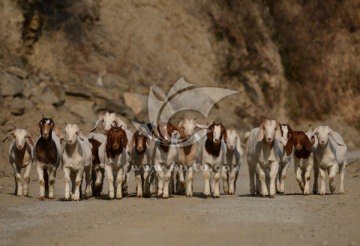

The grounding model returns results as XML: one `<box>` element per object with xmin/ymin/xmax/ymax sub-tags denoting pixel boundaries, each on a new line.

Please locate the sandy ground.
<box><xmin>1</xmin><ymin>153</ymin><xmax>360</xmax><ymax>246</ymax></box>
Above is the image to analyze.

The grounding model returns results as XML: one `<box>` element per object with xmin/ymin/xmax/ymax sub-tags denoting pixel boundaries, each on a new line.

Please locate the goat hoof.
<box><xmin>260</xmin><ymin>194</ymin><xmax>267</xmax><ymax>198</ymax></box>
<box><xmin>39</xmin><ymin>197</ymin><xmax>45</xmax><ymax>201</ymax></box>
<box><xmin>269</xmin><ymin>195</ymin><xmax>275</xmax><ymax>198</ymax></box>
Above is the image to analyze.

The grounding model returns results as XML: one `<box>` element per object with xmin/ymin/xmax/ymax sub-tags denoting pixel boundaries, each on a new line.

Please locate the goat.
<box><xmin>286</xmin><ymin>130</ymin><xmax>315</xmax><ymax>195</ymax></box>
<box><xmin>98</xmin><ymin>126</ymin><xmax>129</xmax><ymax>199</ymax></box>
<box><xmin>2</xmin><ymin>128</ymin><xmax>34</xmax><ymax>196</ymax></box>
<box><xmin>152</xmin><ymin>122</ymin><xmax>187</xmax><ymax>198</ymax></box>
<box><xmin>222</xmin><ymin>129</ymin><xmax>243</xmax><ymax>195</ymax></box>
<box><xmin>176</xmin><ymin>118</ymin><xmax>207</xmax><ymax>197</ymax></box>
<box><xmin>311</xmin><ymin>126</ymin><xmax>347</xmax><ymax>195</ymax></box>
<box><xmin>200</xmin><ymin>122</ymin><xmax>227</xmax><ymax>198</ymax></box>
<box><xmin>246</xmin><ymin>119</ymin><xmax>283</xmax><ymax>198</ymax></box>
<box><xmin>128</xmin><ymin>130</ymin><xmax>152</xmax><ymax>198</ymax></box>
<box><xmin>88</xmin><ymin>136</ymin><xmax>104</xmax><ymax>197</ymax></box>
<box><xmin>33</xmin><ymin>117</ymin><xmax>62</xmax><ymax>200</ymax></box>
<box><xmin>62</xmin><ymin>124</ymin><xmax>92</xmax><ymax>201</ymax></box>
<box><xmin>276</xmin><ymin>124</ymin><xmax>293</xmax><ymax>194</ymax></box>
<box><xmin>90</xmin><ymin>112</ymin><xmax>128</xmax><ymax>132</ymax></box>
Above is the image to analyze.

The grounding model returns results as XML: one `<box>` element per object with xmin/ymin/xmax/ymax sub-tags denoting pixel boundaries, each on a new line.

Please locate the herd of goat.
<box><xmin>2</xmin><ymin>112</ymin><xmax>347</xmax><ymax>200</ymax></box>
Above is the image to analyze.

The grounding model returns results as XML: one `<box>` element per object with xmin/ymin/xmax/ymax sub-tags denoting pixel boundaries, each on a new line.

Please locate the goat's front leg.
<box><xmin>339</xmin><ymin>162</ymin><xmax>346</xmax><ymax>194</ymax></box>
<box><xmin>72</xmin><ymin>169</ymin><xmax>83</xmax><ymax>201</ymax></box>
<box><xmin>229</xmin><ymin>166</ymin><xmax>237</xmax><ymax>195</ymax></box>
<box><xmin>177</xmin><ymin>165</ymin><xmax>186</xmax><ymax>195</ymax></box>
<box><xmin>269</xmin><ymin>161</ymin><xmax>279</xmax><ymax>198</ymax></box>
<box><xmin>105</xmin><ymin>165</ymin><xmax>115</xmax><ymax>199</ymax></box>
<box><xmin>221</xmin><ymin>165</ymin><xmax>229</xmax><ymax>195</ymax></box>
<box><xmin>94</xmin><ymin>167</ymin><xmax>104</xmax><ymax>197</ymax></box>
<box><xmin>12</xmin><ymin>164</ymin><xmax>22</xmax><ymax>196</ymax></box>
<box><xmin>328</xmin><ymin>164</ymin><xmax>338</xmax><ymax>194</ymax></box>
<box><xmin>203</xmin><ymin>163</ymin><xmax>211</xmax><ymax>197</ymax></box>
<box><xmin>143</xmin><ymin>165</ymin><xmax>151</xmax><ymax>197</ymax></box>
<box><xmin>36</xmin><ymin>164</ymin><xmax>45</xmax><ymax>200</ymax></box>
<box><xmin>213</xmin><ymin>166</ymin><xmax>221</xmax><ymax>198</ymax></box>
<box><xmin>319</xmin><ymin>168</ymin><xmax>326</xmax><ymax>195</ymax></box>
<box><xmin>313</xmin><ymin>160</ymin><xmax>319</xmax><ymax>194</ymax></box>
<box><xmin>186</xmin><ymin>165</ymin><xmax>194</xmax><ymax>197</ymax></box>
<box><xmin>256</xmin><ymin>164</ymin><xmax>268</xmax><ymax>197</ymax></box>
<box><xmin>84</xmin><ymin>165</ymin><xmax>92</xmax><ymax>198</ymax></box>
<box><xmin>155</xmin><ymin>163</ymin><xmax>164</xmax><ymax>198</ymax></box>
<box><xmin>163</xmin><ymin>163</ymin><xmax>175</xmax><ymax>198</ymax></box>
<box><xmin>23</xmin><ymin>162</ymin><xmax>32</xmax><ymax>196</ymax></box>
<box><xmin>48</xmin><ymin>168</ymin><xmax>57</xmax><ymax>199</ymax></box>
<box><xmin>295</xmin><ymin>165</ymin><xmax>304</xmax><ymax>192</ymax></box>
<box><xmin>135</xmin><ymin>165</ymin><xmax>143</xmax><ymax>198</ymax></box>
<box><xmin>248</xmin><ymin>163</ymin><xmax>256</xmax><ymax>195</ymax></box>
<box><xmin>63</xmin><ymin>167</ymin><xmax>71</xmax><ymax>200</ymax></box>
<box><xmin>303</xmin><ymin>164</ymin><xmax>313</xmax><ymax>195</ymax></box>
<box><xmin>116</xmin><ymin>167</ymin><xmax>124</xmax><ymax>199</ymax></box>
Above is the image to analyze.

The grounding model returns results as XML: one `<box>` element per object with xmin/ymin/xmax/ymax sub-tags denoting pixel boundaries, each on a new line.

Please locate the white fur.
<box><xmin>3</xmin><ymin>129</ymin><xmax>33</xmax><ymax>196</ymax></box>
<box><xmin>247</xmin><ymin>119</ymin><xmax>282</xmax><ymax>197</ymax></box>
<box><xmin>311</xmin><ymin>126</ymin><xmax>347</xmax><ymax>195</ymax></box>
<box><xmin>62</xmin><ymin>124</ymin><xmax>92</xmax><ymax>201</ymax></box>
<box><xmin>276</xmin><ymin>124</ymin><xmax>293</xmax><ymax>194</ymax></box>
<box><xmin>222</xmin><ymin>129</ymin><xmax>242</xmax><ymax>195</ymax></box>
<box><xmin>90</xmin><ymin>112</ymin><xmax>128</xmax><ymax>132</ymax></box>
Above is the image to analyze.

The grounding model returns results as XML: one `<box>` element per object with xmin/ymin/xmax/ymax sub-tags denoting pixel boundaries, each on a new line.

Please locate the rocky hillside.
<box><xmin>0</xmin><ymin>0</ymin><xmax>359</xmax><ymax>173</ymax></box>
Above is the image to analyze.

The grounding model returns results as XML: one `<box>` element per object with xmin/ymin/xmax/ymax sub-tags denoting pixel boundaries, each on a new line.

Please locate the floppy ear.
<box><xmin>236</xmin><ymin>133</ymin><xmax>243</xmax><ymax>155</ymax></box>
<box><xmin>77</xmin><ymin>129</ymin><xmax>86</xmax><ymax>141</ymax></box>
<box><xmin>221</xmin><ymin>125</ymin><xmax>227</xmax><ymax>142</ymax></box>
<box><xmin>2</xmin><ymin>130</ymin><xmax>15</xmax><ymax>143</ymax></box>
<box><xmin>287</xmin><ymin>124</ymin><xmax>293</xmax><ymax>135</ymax></box>
<box><xmin>285</xmin><ymin>136</ymin><xmax>293</xmax><ymax>156</ymax></box>
<box><xmin>256</xmin><ymin>123</ymin><xmax>265</xmax><ymax>142</ymax></box>
<box><xmin>115</xmin><ymin>116</ymin><xmax>127</xmax><ymax>129</ymax></box>
<box><xmin>311</xmin><ymin>127</ymin><xmax>319</xmax><ymax>139</ymax></box>
<box><xmin>128</xmin><ymin>134</ymin><xmax>136</xmax><ymax>152</ymax></box>
<box><xmin>122</xmin><ymin>133</ymin><xmax>128</xmax><ymax>149</ymax></box>
<box><xmin>171</xmin><ymin>124</ymin><xmax>187</xmax><ymax>139</ymax></box>
<box><xmin>304</xmin><ymin>135</ymin><xmax>313</xmax><ymax>152</ymax></box>
<box><xmin>206</xmin><ymin>126</ymin><xmax>213</xmax><ymax>140</ymax></box>
<box><xmin>195</xmin><ymin>122</ymin><xmax>208</xmax><ymax>129</ymax></box>
<box><xmin>90</xmin><ymin>117</ymin><xmax>103</xmax><ymax>132</ymax></box>
<box><xmin>328</xmin><ymin>128</ymin><xmax>346</xmax><ymax>146</ymax></box>
<box><xmin>178</xmin><ymin>120</ymin><xmax>184</xmax><ymax>128</ymax></box>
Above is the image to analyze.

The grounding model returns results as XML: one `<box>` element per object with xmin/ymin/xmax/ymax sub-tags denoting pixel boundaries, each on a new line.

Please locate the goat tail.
<box><xmin>44</xmin><ymin>170</ymin><xmax>49</xmax><ymax>192</ymax></box>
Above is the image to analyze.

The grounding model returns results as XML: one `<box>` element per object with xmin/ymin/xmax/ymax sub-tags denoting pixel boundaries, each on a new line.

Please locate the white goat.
<box><xmin>62</xmin><ymin>124</ymin><xmax>92</xmax><ymax>201</ymax></box>
<box><xmin>200</xmin><ymin>122</ymin><xmax>227</xmax><ymax>198</ymax></box>
<box><xmin>276</xmin><ymin>124</ymin><xmax>293</xmax><ymax>194</ymax></box>
<box><xmin>2</xmin><ymin>128</ymin><xmax>34</xmax><ymax>196</ymax></box>
<box><xmin>152</xmin><ymin>122</ymin><xmax>186</xmax><ymax>198</ymax></box>
<box><xmin>222</xmin><ymin>129</ymin><xmax>243</xmax><ymax>195</ymax></box>
<box><xmin>176</xmin><ymin>118</ymin><xmax>206</xmax><ymax>197</ymax></box>
<box><xmin>90</xmin><ymin>112</ymin><xmax>128</xmax><ymax>132</ymax></box>
<box><xmin>246</xmin><ymin>119</ymin><xmax>283</xmax><ymax>197</ymax></box>
<box><xmin>311</xmin><ymin>126</ymin><xmax>347</xmax><ymax>195</ymax></box>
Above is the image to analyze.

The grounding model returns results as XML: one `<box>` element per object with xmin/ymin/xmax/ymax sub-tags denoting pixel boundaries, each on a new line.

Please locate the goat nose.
<box><xmin>229</xmin><ymin>145</ymin><xmax>234</xmax><ymax>149</ymax></box>
<box><xmin>267</xmin><ymin>138</ymin><xmax>272</xmax><ymax>142</ymax></box>
<box><xmin>137</xmin><ymin>146</ymin><xmax>143</xmax><ymax>151</ymax></box>
<box><xmin>214</xmin><ymin>139</ymin><xmax>220</xmax><ymax>144</ymax></box>
<box><xmin>320</xmin><ymin>140</ymin><xmax>325</xmax><ymax>144</ymax></box>
<box><xmin>113</xmin><ymin>144</ymin><xmax>119</xmax><ymax>150</ymax></box>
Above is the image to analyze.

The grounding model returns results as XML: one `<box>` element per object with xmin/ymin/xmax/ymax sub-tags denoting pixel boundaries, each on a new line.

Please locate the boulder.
<box><xmin>0</xmin><ymin>72</ymin><xmax>24</xmax><ymax>96</ymax></box>
<box><xmin>40</xmin><ymin>83</ymin><xmax>65</xmax><ymax>107</ymax></box>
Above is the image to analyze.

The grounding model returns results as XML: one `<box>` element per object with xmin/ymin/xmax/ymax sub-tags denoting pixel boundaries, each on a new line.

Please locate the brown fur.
<box><xmin>106</xmin><ymin>126</ymin><xmax>128</xmax><ymax>159</ymax></box>
<box><xmin>205</xmin><ymin>123</ymin><xmax>226</xmax><ymax>157</ymax></box>
<box><xmin>89</xmin><ymin>137</ymin><xmax>101</xmax><ymax>165</ymax></box>
<box><xmin>286</xmin><ymin>131</ymin><xmax>314</xmax><ymax>158</ymax></box>
<box><xmin>34</xmin><ymin>118</ymin><xmax>58</xmax><ymax>165</ymax></box>
<box><xmin>155</xmin><ymin>122</ymin><xmax>187</xmax><ymax>153</ymax></box>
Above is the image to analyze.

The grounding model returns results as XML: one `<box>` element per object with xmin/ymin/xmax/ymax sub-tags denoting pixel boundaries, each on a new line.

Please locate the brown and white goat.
<box><xmin>128</xmin><ymin>131</ymin><xmax>152</xmax><ymax>198</ymax></box>
<box><xmin>2</xmin><ymin>128</ymin><xmax>34</xmax><ymax>196</ymax></box>
<box><xmin>286</xmin><ymin>131</ymin><xmax>315</xmax><ymax>195</ymax></box>
<box><xmin>98</xmin><ymin>126</ymin><xmax>129</xmax><ymax>199</ymax></box>
<box><xmin>276</xmin><ymin>124</ymin><xmax>293</xmax><ymax>194</ymax></box>
<box><xmin>200</xmin><ymin>122</ymin><xmax>227</xmax><ymax>198</ymax></box>
<box><xmin>152</xmin><ymin>122</ymin><xmax>187</xmax><ymax>198</ymax></box>
<box><xmin>33</xmin><ymin>117</ymin><xmax>62</xmax><ymax>200</ymax></box>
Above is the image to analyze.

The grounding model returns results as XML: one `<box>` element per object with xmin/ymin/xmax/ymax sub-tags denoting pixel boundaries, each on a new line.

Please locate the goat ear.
<box><xmin>178</xmin><ymin>120</ymin><xmax>184</xmax><ymax>128</ymax></box>
<box><xmin>328</xmin><ymin>128</ymin><xmax>346</xmax><ymax>146</ymax></box>
<box><xmin>122</xmin><ymin>134</ymin><xmax>128</xmax><ymax>149</ymax></box>
<box><xmin>305</xmin><ymin>135</ymin><xmax>313</xmax><ymax>152</ymax></box>
<box><xmin>236</xmin><ymin>133</ymin><xmax>243</xmax><ymax>155</ymax></box>
<box><xmin>172</xmin><ymin>124</ymin><xmax>187</xmax><ymax>139</ymax></box>
<box><xmin>116</xmin><ymin>117</ymin><xmax>127</xmax><ymax>129</ymax></box>
<box><xmin>26</xmin><ymin>132</ymin><xmax>34</xmax><ymax>146</ymax></box>
<box><xmin>195</xmin><ymin>122</ymin><xmax>208</xmax><ymax>129</ymax></box>
<box><xmin>54</xmin><ymin>126</ymin><xmax>62</xmax><ymax>139</ymax></box>
<box><xmin>256</xmin><ymin>124</ymin><xmax>265</xmax><ymax>142</ymax></box>
<box><xmin>2</xmin><ymin>131</ymin><xmax>15</xmax><ymax>143</ymax></box>
<box><xmin>311</xmin><ymin>127</ymin><xmax>319</xmax><ymax>139</ymax></box>
<box><xmin>221</xmin><ymin>125</ymin><xmax>227</xmax><ymax>142</ymax></box>
<box><xmin>90</xmin><ymin>118</ymin><xmax>103</xmax><ymax>132</ymax></box>
<box><xmin>285</xmin><ymin>137</ymin><xmax>293</xmax><ymax>156</ymax></box>
<box><xmin>287</xmin><ymin>124</ymin><xmax>293</xmax><ymax>134</ymax></box>
<box><xmin>128</xmin><ymin>134</ymin><xmax>136</xmax><ymax>152</ymax></box>
<box><xmin>77</xmin><ymin>129</ymin><xmax>85</xmax><ymax>141</ymax></box>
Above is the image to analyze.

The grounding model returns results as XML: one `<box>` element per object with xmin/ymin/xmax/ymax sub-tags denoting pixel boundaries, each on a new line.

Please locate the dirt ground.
<box><xmin>0</xmin><ymin>154</ymin><xmax>360</xmax><ymax>246</ymax></box>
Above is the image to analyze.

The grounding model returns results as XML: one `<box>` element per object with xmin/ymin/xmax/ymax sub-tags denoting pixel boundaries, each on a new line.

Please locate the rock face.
<box><xmin>0</xmin><ymin>73</ymin><xmax>24</xmax><ymax>96</ymax></box>
<box><xmin>0</xmin><ymin>0</ymin><xmax>359</xmax><ymax>171</ymax></box>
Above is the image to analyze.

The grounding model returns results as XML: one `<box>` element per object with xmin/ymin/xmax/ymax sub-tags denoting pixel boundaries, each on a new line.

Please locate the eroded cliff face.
<box><xmin>0</xmin><ymin>0</ymin><xmax>359</xmax><ymax>172</ymax></box>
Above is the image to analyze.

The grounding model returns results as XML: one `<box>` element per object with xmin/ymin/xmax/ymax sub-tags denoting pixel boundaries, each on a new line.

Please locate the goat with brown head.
<box><xmin>286</xmin><ymin>131</ymin><xmax>315</xmax><ymax>158</ymax></box>
<box><xmin>205</xmin><ymin>122</ymin><xmax>227</xmax><ymax>157</ymax></box>
<box><xmin>106</xmin><ymin>126</ymin><xmax>128</xmax><ymax>159</ymax></box>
